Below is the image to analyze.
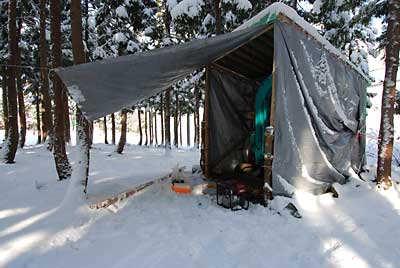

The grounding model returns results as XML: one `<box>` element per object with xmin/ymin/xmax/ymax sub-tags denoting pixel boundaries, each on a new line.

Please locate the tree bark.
<box><xmin>103</xmin><ymin>116</ymin><xmax>108</xmax><ymax>144</ymax></box>
<box><xmin>1</xmin><ymin>66</ymin><xmax>8</xmax><ymax>139</ymax></box>
<box><xmin>35</xmin><ymin>89</ymin><xmax>42</xmax><ymax>144</ymax></box>
<box><xmin>187</xmin><ymin>113</ymin><xmax>190</xmax><ymax>147</ymax></box>
<box><xmin>376</xmin><ymin>0</ymin><xmax>400</xmax><ymax>189</ymax></box>
<box><xmin>165</xmin><ymin>89</ymin><xmax>171</xmax><ymax>150</ymax></box>
<box><xmin>138</xmin><ymin>109</ymin><xmax>143</xmax><ymax>145</ymax></box>
<box><xmin>39</xmin><ymin>0</ymin><xmax>54</xmax><ymax>147</ymax></box>
<box><xmin>194</xmin><ymin>83</ymin><xmax>200</xmax><ymax>148</ymax></box>
<box><xmin>154</xmin><ymin>108</ymin><xmax>158</xmax><ymax>145</ymax></box>
<box><xmin>116</xmin><ymin>110</ymin><xmax>127</xmax><ymax>154</ymax></box>
<box><xmin>144</xmin><ymin>108</ymin><xmax>148</xmax><ymax>146</ymax></box>
<box><xmin>213</xmin><ymin>0</ymin><xmax>222</xmax><ymax>35</ymax></box>
<box><xmin>149</xmin><ymin>107</ymin><xmax>153</xmax><ymax>145</ymax></box>
<box><xmin>160</xmin><ymin>94</ymin><xmax>164</xmax><ymax>145</ymax></box>
<box><xmin>179</xmin><ymin>110</ymin><xmax>182</xmax><ymax>147</ymax></box>
<box><xmin>289</xmin><ymin>0</ymin><xmax>297</xmax><ymax>10</ymax></box>
<box><xmin>163</xmin><ymin>2</ymin><xmax>172</xmax><ymax>152</ymax></box>
<box><xmin>71</xmin><ymin>0</ymin><xmax>91</xmax><ymax>191</ymax></box>
<box><xmin>4</xmin><ymin>0</ymin><xmax>19</xmax><ymax>163</ymax></box>
<box><xmin>111</xmin><ymin>113</ymin><xmax>116</xmax><ymax>145</ymax></box>
<box><xmin>63</xmin><ymin>89</ymin><xmax>70</xmax><ymax>143</ymax></box>
<box><xmin>16</xmin><ymin>18</ymin><xmax>26</xmax><ymax>148</ymax></box>
<box><xmin>174</xmin><ymin>93</ymin><xmax>179</xmax><ymax>147</ymax></box>
<box><xmin>51</xmin><ymin>0</ymin><xmax>71</xmax><ymax>179</ymax></box>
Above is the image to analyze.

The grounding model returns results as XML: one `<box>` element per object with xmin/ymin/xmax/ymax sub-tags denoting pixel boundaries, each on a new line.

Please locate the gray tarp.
<box><xmin>272</xmin><ymin>22</ymin><xmax>367</xmax><ymax>195</ymax></box>
<box><xmin>55</xmin><ymin>25</ymin><xmax>271</xmax><ymax>121</ymax></box>
<box><xmin>56</xmin><ymin>19</ymin><xmax>367</xmax><ymax>195</ymax></box>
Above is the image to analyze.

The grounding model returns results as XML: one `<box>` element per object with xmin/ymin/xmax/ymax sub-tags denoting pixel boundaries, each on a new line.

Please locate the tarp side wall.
<box><xmin>273</xmin><ymin>21</ymin><xmax>367</xmax><ymax>195</ymax></box>
<box><xmin>208</xmin><ymin>67</ymin><xmax>260</xmax><ymax>173</ymax></box>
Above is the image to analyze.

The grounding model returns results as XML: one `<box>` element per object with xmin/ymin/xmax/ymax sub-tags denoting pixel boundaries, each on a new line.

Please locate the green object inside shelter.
<box><xmin>251</xmin><ymin>75</ymin><xmax>272</xmax><ymax>165</ymax></box>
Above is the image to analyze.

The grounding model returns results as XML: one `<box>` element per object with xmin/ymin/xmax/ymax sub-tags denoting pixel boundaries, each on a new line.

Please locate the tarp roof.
<box><xmin>55</xmin><ymin>24</ymin><xmax>272</xmax><ymax>121</ymax></box>
<box><xmin>55</xmin><ymin>3</ymin><xmax>368</xmax><ymax>121</ymax></box>
<box><xmin>236</xmin><ymin>3</ymin><xmax>370</xmax><ymax>83</ymax></box>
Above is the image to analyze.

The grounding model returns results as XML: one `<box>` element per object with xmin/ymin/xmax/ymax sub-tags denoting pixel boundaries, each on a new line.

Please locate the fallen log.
<box><xmin>89</xmin><ymin>177</ymin><xmax>167</xmax><ymax>209</ymax></box>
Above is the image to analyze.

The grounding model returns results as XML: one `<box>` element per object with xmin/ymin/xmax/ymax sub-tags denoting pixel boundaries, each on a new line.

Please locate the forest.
<box><xmin>0</xmin><ymin>0</ymin><xmax>399</xmax><ymax>267</ymax></box>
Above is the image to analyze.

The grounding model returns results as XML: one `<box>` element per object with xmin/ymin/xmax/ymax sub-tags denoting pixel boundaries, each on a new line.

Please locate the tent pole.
<box><xmin>204</xmin><ymin>65</ymin><xmax>211</xmax><ymax>178</ymax></box>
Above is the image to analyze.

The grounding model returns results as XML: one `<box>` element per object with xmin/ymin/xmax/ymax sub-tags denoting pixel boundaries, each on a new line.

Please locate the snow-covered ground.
<box><xmin>0</xmin><ymin>87</ymin><xmax>399</xmax><ymax>268</ymax></box>
<box><xmin>0</xmin><ymin>139</ymin><xmax>399</xmax><ymax>268</ymax></box>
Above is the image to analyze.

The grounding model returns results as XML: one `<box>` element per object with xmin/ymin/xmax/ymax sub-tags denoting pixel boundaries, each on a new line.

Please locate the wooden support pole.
<box><xmin>264</xmin><ymin>52</ymin><xmax>276</xmax><ymax>200</ymax></box>
<box><xmin>204</xmin><ymin>65</ymin><xmax>211</xmax><ymax>178</ymax></box>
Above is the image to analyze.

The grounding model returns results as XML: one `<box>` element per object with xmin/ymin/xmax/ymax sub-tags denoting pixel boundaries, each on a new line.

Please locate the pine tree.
<box><xmin>3</xmin><ymin>0</ymin><xmax>19</xmax><ymax>163</ymax></box>
<box><xmin>376</xmin><ymin>0</ymin><xmax>400</xmax><ymax>188</ymax></box>
<box><xmin>303</xmin><ymin>0</ymin><xmax>379</xmax><ymax>76</ymax></box>
<box><xmin>51</xmin><ymin>0</ymin><xmax>71</xmax><ymax>180</ymax></box>
<box><xmin>70</xmin><ymin>0</ymin><xmax>92</xmax><ymax>192</ymax></box>
<box><xmin>103</xmin><ymin>116</ymin><xmax>109</xmax><ymax>144</ymax></box>
<box><xmin>15</xmin><ymin>17</ymin><xmax>26</xmax><ymax>148</ymax></box>
<box><xmin>39</xmin><ymin>0</ymin><xmax>54</xmax><ymax>148</ymax></box>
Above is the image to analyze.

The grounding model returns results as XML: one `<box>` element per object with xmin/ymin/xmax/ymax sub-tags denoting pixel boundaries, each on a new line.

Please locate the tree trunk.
<box><xmin>154</xmin><ymin>108</ymin><xmax>158</xmax><ymax>145</ymax></box>
<box><xmin>111</xmin><ymin>113</ymin><xmax>116</xmax><ymax>144</ymax></box>
<box><xmin>71</xmin><ymin>0</ymin><xmax>91</xmax><ymax>191</ymax></box>
<box><xmin>39</xmin><ymin>0</ymin><xmax>54</xmax><ymax>147</ymax></box>
<box><xmin>4</xmin><ymin>0</ymin><xmax>19</xmax><ymax>163</ymax></box>
<box><xmin>194</xmin><ymin>83</ymin><xmax>200</xmax><ymax>148</ymax></box>
<box><xmin>160</xmin><ymin>94</ymin><xmax>164</xmax><ymax>145</ymax></box>
<box><xmin>16</xmin><ymin>19</ymin><xmax>26</xmax><ymax>148</ymax></box>
<box><xmin>174</xmin><ymin>93</ymin><xmax>179</xmax><ymax>147</ymax></box>
<box><xmin>144</xmin><ymin>108</ymin><xmax>148</xmax><ymax>146</ymax></box>
<box><xmin>63</xmin><ymin>89</ymin><xmax>70</xmax><ymax>143</ymax></box>
<box><xmin>213</xmin><ymin>0</ymin><xmax>222</xmax><ymax>35</ymax></box>
<box><xmin>138</xmin><ymin>109</ymin><xmax>143</xmax><ymax>145</ymax></box>
<box><xmin>163</xmin><ymin>2</ymin><xmax>172</xmax><ymax>152</ymax></box>
<box><xmin>179</xmin><ymin>110</ymin><xmax>182</xmax><ymax>147</ymax></box>
<box><xmin>1</xmin><ymin>66</ymin><xmax>8</xmax><ymax>139</ymax></box>
<box><xmin>51</xmin><ymin>0</ymin><xmax>71</xmax><ymax>179</ymax></box>
<box><xmin>116</xmin><ymin>110</ymin><xmax>127</xmax><ymax>154</ymax></box>
<box><xmin>103</xmin><ymin>116</ymin><xmax>108</xmax><ymax>144</ymax></box>
<box><xmin>35</xmin><ymin>89</ymin><xmax>42</xmax><ymax>144</ymax></box>
<box><xmin>187</xmin><ymin>113</ymin><xmax>190</xmax><ymax>147</ymax></box>
<box><xmin>289</xmin><ymin>0</ymin><xmax>297</xmax><ymax>10</ymax></box>
<box><xmin>149</xmin><ymin>108</ymin><xmax>153</xmax><ymax>145</ymax></box>
<box><xmin>165</xmin><ymin>89</ymin><xmax>171</xmax><ymax>150</ymax></box>
<box><xmin>376</xmin><ymin>1</ymin><xmax>400</xmax><ymax>189</ymax></box>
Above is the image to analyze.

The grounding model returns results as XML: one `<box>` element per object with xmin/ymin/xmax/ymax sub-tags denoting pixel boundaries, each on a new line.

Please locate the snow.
<box><xmin>113</xmin><ymin>32</ymin><xmax>128</xmax><ymax>44</ymax></box>
<box><xmin>222</xmin><ymin>0</ymin><xmax>252</xmax><ymax>10</ymax></box>
<box><xmin>0</xmin><ymin>138</ymin><xmax>399</xmax><ymax>267</ymax></box>
<box><xmin>115</xmin><ymin>6</ymin><xmax>129</xmax><ymax>19</ymax></box>
<box><xmin>67</xmin><ymin>85</ymin><xmax>85</xmax><ymax>104</ymax></box>
<box><xmin>0</xmin><ymin>70</ymin><xmax>399</xmax><ymax>268</ymax></box>
<box><xmin>170</xmin><ymin>0</ymin><xmax>205</xmax><ymax>20</ymax></box>
<box><xmin>235</xmin><ymin>2</ymin><xmax>371</xmax><ymax>83</ymax></box>
<box><xmin>312</xmin><ymin>0</ymin><xmax>324</xmax><ymax>14</ymax></box>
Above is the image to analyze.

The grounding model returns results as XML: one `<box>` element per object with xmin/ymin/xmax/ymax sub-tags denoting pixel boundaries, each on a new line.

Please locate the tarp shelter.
<box><xmin>55</xmin><ymin>3</ymin><xmax>368</xmax><ymax>196</ymax></box>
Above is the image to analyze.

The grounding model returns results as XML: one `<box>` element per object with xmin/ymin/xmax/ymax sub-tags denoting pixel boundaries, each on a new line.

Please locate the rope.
<box><xmin>0</xmin><ymin>63</ymin><xmax>52</xmax><ymax>71</ymax></box>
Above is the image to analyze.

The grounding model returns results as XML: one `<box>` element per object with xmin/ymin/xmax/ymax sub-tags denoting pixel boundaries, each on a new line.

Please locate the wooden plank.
<box><xmin>270</xmin><ymin>50</ymin><xmax>276</xmax><ymax>127</ymax></box>
<box><xmin>211</xmin><ymin>63</ymin><xmax>254</xmax><ymax>81</ymax></box>
<box><xmin>89</xmin><ymin>177</ymin><xmax>166</xmax><ymax>209</ymax></box>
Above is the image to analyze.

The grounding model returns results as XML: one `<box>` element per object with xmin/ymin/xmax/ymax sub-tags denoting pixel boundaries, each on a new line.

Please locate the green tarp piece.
<box><xmin>252</xmin><ymin>75</ymin><xmax>272</xmax><ymax>165</ymax></box>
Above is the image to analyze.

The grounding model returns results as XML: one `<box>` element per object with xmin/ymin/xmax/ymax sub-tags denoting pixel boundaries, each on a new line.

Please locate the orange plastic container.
<box><xmin>172</xmin><ymin>183</ymin><xmax>191</xmax><ymax>194</ymax></box>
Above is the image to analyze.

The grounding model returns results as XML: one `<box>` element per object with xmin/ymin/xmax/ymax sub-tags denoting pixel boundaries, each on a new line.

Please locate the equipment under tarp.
<box><xmin>55</xmin><ymin>3</ymin><xmax>368</xmax><ymax>196</ymax></box>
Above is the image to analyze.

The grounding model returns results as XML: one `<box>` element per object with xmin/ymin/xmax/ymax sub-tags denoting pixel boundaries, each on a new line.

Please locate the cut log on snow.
<box><xmin>89</xmin><ymin>177</ymin><xmax>167</xmax><ymax>209</ymax></box>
